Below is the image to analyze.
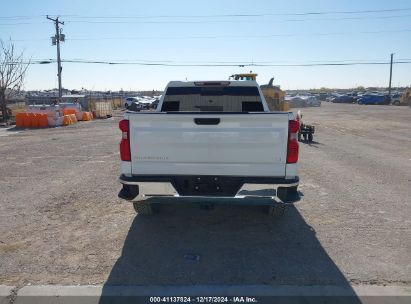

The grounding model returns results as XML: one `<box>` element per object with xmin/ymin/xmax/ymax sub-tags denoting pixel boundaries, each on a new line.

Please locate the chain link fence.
<box><xmin>25</xmin><ymin>93</ymin><xmax>125</xmax><ymax>118</ymax></box>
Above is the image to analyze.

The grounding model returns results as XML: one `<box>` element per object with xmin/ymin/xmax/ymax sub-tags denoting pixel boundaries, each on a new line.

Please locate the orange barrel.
<box><xmin>70</xmin><ymin>114</ymin><xmax>77</xmax><ymax>123</ymax></box>
<box><xmin>23</xmin><ymin>113</ymin><xmax>30</xmax><ymax>128</ymax></box>
<box><xmin>75</xmin><ymin>111</ymin><xmax>83</xmax><ymax>121</ymax></box>
<box><xmin>35</xmin><ymin>114</ymin><xmax>43</xmax><ymax>128</ymax></box>
<box><xmin>63</xmin><ymin>108</ymin><xmax>77</xmax><ymax>116</ymax></box>
<box><xmin>27</xmin><ymin>113</ymin><xmax>34</xmax><ymax>128</ymax></box>
<box><xmin>38</xmin><ymin>114</ymin><xmax>49</xmax><ymax>128</ymax></box>
<box><xmin>82</xmin><ymin>112</ymin><xmax>89</xmax><ymax>121</ymax></box>
<box><xmin>62</xmin><ymin>115</ymin><xmax>71</xmax><ymax>126</ymax></box>
<box><xmin>15</xmin><ymin>113</ymin><xmax>25</xmax><ymax>128</ymax></box>
<box><xmin>35</xmin><ymin>113</ymin><xmax>42</xmax><ymax>128</ymax></box>
<box><xmin>28</xmin><ymin>113</ymin><xmax>38</xmax><ymax>128</ymax></box>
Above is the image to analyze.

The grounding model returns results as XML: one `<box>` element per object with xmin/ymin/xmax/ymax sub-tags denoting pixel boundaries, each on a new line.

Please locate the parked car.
<box><xmin>305</xmin><ymin>96</ymin><xmax>321</xmax><ymax>107</ymax></box>
<box><xmin>390</xmin><ymin>93</ymin><xmax>402</xmax><ymax>105</ymax></box>
<box><xmin>331</xmin><ymin>95</ymin><xmax>355</xmax><ymax>103</ymax></box>
<box><xmin>326</xmin><ymin>94</ymin><xmax>339</xmax><ymax>102</ymax></box>
<box><xmin>287</xmin><ymin>97</ymin><xmax>307</xmax><ymax>108</ymax></box>
<box><xmin>346</xmin><ymin>92</ymin><xmax>359</xmax><ymax>102</ymax></box>
<box><xmin>134</xmin><ymin>96</ymin><xmax>153</xmax><ymax>109</ymax></box>
<box><xmin>357</xmin><ymin>94</ymin><xmax>390</xmax><ymax>105</ymax></box>
<box><xmin>393</xmin><ymin>89</ymin><xmax>411</xmax><ymax>106</ymax></box>
<box><xmin>118</xmin><ymin>80</ymin><xmax>300</xmax><ymax>216</ymax></box>
<box><xmin>124</xmin><ymin>97</ymin><xmax>143</xmax><ymax>111</ymax></box>
<box><xmin>318</xmin><ymin>93</ymin><xmax>327</xmax><ymax>101</ymax></box>
<box><xmin>151</xmin><ymin>98</ymin><xmax>160</xmax><ymax>109</ymax></box>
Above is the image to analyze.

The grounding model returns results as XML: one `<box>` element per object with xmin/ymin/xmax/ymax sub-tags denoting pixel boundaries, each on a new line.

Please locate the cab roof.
<box><xmin>167</xmin><ymin>80</ymin><xmax>259</xmax><ymax>87</ymax></box>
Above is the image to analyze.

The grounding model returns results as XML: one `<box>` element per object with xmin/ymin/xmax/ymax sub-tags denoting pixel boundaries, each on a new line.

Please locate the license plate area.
<box><xmin>172</xmin><ymin>176</ymin><xmax>243</xmax><ymax>197</ymax></box>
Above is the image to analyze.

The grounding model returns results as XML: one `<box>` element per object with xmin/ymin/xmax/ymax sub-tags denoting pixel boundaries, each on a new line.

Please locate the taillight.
<box><xmin>119</xmin><ymin>119</ymin><xmax>131</xmax><ymax>161</ymax></box>
<box><xmin>287</xmin><ymin>120</ymin><xmax>299</xmax><ymax>164</ymax></box>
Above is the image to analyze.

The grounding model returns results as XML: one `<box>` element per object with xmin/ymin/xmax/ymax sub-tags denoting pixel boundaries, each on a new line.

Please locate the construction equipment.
<box><xmin>260</xmin><ymin>78</ymin><xmax>289</xmax><ymax>111</ymax></box>
<box><xmin>391</xmin><ymin>89</ymin><xmax>411</xmax><ymax>106</ymax></box>
<box><xmin>230</xmin><ymin>73</ymin><xmax>315</xmax><ymax>139</ymax></box>
<box><xmin>229</xmin><ymin>73</ymin><xmax>258</xmax><ymax>81</ymax></box>
<box><xmin>229</xmin><ymin>74</ymin><xmax>289</xmax><ymax>111</ymax></box>
<box><xmin>398</xmin><ymin>89</ymin><xmax>411</xmax><ymax>106</ymax></box>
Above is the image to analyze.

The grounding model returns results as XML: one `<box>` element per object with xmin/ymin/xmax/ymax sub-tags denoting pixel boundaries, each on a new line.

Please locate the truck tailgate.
<box><xmin>128</xmin><ymin>113</ymin><xmax>289</xmax><ymax>177</ymax></box>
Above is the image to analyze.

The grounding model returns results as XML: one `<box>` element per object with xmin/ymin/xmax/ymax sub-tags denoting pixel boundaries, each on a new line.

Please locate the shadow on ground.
<box><xmin>101</xmin><ymin>203</ymin><xmax>359</xmax><ymax>302</ymax></box>
<box><xmin>5</xmin><ymin>126</ymin><xmax>20</xmax><ymax>132</ymax></box>
<box><xmin>299</xmin><ymin>140</ymin><xmax>323</xmax><ymax>148</ymax></box>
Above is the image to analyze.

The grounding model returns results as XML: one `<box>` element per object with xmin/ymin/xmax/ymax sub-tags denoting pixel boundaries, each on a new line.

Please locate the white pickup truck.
<box><xmin>118</xmin><ymin>80</ymin><xmax>299</xmax><ymax>216</ymax></box>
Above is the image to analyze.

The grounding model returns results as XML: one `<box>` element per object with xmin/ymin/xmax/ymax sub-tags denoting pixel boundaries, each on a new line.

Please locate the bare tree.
<box><xmin>0</xmin><ymin>39</ymin><xmax>29</xmax><ymax>121</ymax></box>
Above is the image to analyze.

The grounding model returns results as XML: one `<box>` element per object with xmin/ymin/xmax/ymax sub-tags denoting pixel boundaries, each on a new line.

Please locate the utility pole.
<box><xmin>47</xmin><ymin>15</ymin><xmax>65</xmax><ymax>101</ymax></box>
<box><xmin>388</xmin><ymin>53</ymin><xmax>394</xmax><ymax>97</ymax></box>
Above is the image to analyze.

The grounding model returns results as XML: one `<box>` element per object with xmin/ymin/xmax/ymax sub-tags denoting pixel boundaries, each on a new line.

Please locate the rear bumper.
<box><xmin>118</xmin><ymin>174</ymin><xmax>298</xmax><ymax>202</ymax></box>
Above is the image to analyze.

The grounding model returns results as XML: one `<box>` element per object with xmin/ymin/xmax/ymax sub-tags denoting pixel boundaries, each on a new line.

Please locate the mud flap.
<box><xmin>118</xmin><ymin>184</ymin><xmax>139</xmax><ymax>201</ymax></box>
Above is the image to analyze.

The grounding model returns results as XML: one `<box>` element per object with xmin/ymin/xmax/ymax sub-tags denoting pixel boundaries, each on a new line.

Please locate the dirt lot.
<box><xmin>0</xmin><ymin>103</ymin><xmax>410</xmax><ymax>287</ymax></box>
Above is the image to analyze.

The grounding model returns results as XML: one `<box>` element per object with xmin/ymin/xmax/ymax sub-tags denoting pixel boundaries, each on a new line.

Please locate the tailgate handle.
<box><xmin>194</xmin><ymin>118</ymin><xmax>220</xmax><ymax>125</ymax></box>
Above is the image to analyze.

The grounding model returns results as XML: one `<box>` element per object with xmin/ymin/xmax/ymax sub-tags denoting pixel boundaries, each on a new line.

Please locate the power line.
<box><xmin>25</xmin><ymin>57</ymin><xmax>411</xmax><ymax>64</ymax></box>
<box><xmin>23</xmin><ymin>58</ymin><xmax>411</xmax><ymax>67</ymax></box>
<box><xmin>66</xmin><ymin>28</ymin><xmax>411</xmax><ymax>40</ymax></box>
<box><xmin>4</xmin><ymin>28</ymin><xmax>411</xmax><ymax>42</ymax></box>
<box><xmin>63</xmin><ymin>13</ymin><xmax>411</xmax><ymax>24</ymax></box>
<box><xmin>1</xmin><ymin>11</ymin><xmax>411</xmax><ymax>25</ymax></box>
<box><xmin>0</xmin><ymin>14</ymin><xmax>76</xmax><ymax>19</ymax></box>
<box><xmin>2</xmin><ymin>7</ymin><xmax>411</xmax><ymax>19</ymax></box>
<box><xmin>0</xmin><ymin>22</ymin><xmax>48</xmax><ymax>25</ymax></box>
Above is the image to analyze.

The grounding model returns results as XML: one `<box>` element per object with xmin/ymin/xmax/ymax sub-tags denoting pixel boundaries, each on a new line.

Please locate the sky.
<box><xmin>1</xmin><ymin>0</ymin><xmax>411</xmax><ymax>91</ymax></box>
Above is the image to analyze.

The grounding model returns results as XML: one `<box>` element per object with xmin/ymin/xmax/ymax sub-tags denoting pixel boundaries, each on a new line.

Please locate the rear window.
<box><xmin>165</xmin><ymin>86</ymin><xmax>260</xmax><ymax>96</ymax></box>
<box><xmin>161</xmin><ymin>86</ymin><xmax>263</xmax><ymax>112</ymax></box>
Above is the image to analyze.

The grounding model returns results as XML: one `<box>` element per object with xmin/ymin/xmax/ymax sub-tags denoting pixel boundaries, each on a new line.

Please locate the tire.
<box><xmin>133</xmin><ymin>202</ymin><xmax>155</xmax><ymax>215</ymax></box>
<box><xmin>266</xmin><ymin>204</ymin><xmax>286</xmax><ymax>217</ymax></box>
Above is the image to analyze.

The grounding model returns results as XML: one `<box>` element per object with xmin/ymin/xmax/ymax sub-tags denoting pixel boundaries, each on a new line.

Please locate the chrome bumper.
<box><xmin>119</xmin><ymin>175</ymin><xmax>298</xmax><ymax>202</ymax></box>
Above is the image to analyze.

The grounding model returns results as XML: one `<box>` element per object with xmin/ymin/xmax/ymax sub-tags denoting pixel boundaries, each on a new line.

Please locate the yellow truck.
<box><xmin>401</xmin><ymin>89</ymin><xmax>411</xmax><ymax>107</ymax></box>
<box><xmin>229</xmin><ymin>74</ymin><xmax>289</xmax><ymax>111</ymax></box>
<box><xmin>229</xmin><ymin>73</ymin><xmax>258</xmax><ymax>81</ymax></box>
<box><xmin>391</xmin><ymin>89</ymin><xmax>411</xmax><ymax>106</ymax></box>
<box><xmin>260</xmin><ymin>78</ymin><xmax>289</xmax><ymax>111</ymax></box>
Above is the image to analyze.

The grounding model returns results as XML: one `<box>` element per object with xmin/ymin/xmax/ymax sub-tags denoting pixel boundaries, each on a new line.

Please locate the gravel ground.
<box><xmin>0</xmin><ymin>103</ymin><xmax>410</xmax><ymax>287</ymax></box>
